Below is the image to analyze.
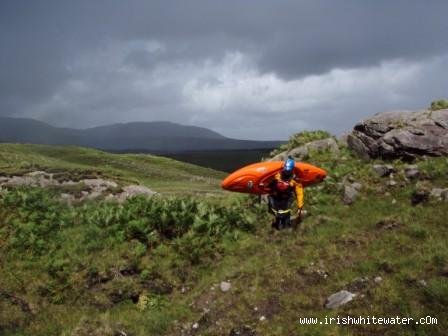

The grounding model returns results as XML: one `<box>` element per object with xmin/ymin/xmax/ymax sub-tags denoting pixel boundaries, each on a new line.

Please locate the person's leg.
<box><xmin>279</xmin><ymin>215</ymin><xmax>286</xmax><ymax>230</ymax></box>
<box><xmin>276</xmin><ymin>198</ymin><xmax>289</xmax><ymax>230</ymax></box>
<box><xmin>285</xmin><ymin>194</ymin><xmax>295</xmax><ymax>228</ymax></box>
<box><xmin>268</xmin><ymin>195</ymin><xmax>278</xmax><ymax>230</ymax></box>
<box><xmin>267</xmin><ymin>195</ymin><xmax>275</xmax><ymax>214</ymax></box>
<box><xmin>285</xmin><ymin>214</ymin><xmax>291</xmax><ymax>228</ymax></box>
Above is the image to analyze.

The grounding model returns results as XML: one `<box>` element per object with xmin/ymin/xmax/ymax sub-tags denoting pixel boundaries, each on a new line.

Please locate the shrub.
<box><xmin>430</xmin><ymin>99</ymin><xmax>448</xmax><ymax>111</ymax></box>
<box><xmin>1</xmin><ymin>188</ymin><xmax>71</xmax><ymax>255</ymax></box>
<box><xmin>75</xmin><ymin>195</ymin><xmax>255</xmax><ymax>247</ymax></box>
<box><xmin>1</xmin><ymin>188</ymin><xmax>258</xmax><ymax>258</ymax></box>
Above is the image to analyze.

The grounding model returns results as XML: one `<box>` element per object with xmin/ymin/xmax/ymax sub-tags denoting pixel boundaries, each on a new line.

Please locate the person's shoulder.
<box><xmin>292</xmin><ymin>176</ymin><xmax>301</xmax><ymax>184</ymax></box>
<box><xmin>268</xmin><ymin>173</ymin><xmax>280</xmax><ymax>186</ymax></box>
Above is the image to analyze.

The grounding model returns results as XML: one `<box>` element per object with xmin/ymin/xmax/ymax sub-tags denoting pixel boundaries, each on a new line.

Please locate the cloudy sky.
<box><xmin>1</xmin><ymin>1</ymin><xmax>447</xmax><ymax>140</ymax></box>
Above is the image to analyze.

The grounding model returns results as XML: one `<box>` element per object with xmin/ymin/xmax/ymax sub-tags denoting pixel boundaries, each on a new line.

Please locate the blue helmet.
<box><xmin>282</xmin><ymin>156</ymin><xmax>295</xmax><ymax>177</ymax></box>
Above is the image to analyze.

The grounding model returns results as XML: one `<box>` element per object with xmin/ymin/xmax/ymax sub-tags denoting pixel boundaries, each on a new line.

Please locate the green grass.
<box><xmin>1</xmin><ymin>142</ymin><xmax>448</xmax><ymax>335</ymax></box>
<box><xmin>0</xmin><ymin>187</ymin><xmax>262</xmax><ymax>335</ymax></box>
<box><xmin>0</xmin><ymin>143</ymin><xmax>225</xmax><ymax>194</ymax></box>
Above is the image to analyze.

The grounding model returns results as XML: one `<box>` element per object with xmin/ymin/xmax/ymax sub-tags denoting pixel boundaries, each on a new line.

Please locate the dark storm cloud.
<box><xmin>257</xmin><ymin>1</ymin><xmax>448</xmax><ymax>78</ymax></box>
<box><xmin>1</xmin><ymin>1</ymin><xmax>448</xmax><ymax>139</ymax></box>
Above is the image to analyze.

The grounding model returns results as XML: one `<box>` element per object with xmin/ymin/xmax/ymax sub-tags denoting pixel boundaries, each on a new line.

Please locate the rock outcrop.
<box><xmin>270</xmin><ymin>138</ymin><xmax>340</xmax><ymax>161</ymax></box>
<box><xmin>347</xmin><ymin>109</ymin><xmax>448</xmax><ymax>160</ymax></box>
<box><xmin>0</xmin><ymin>171</ymin><xmax>156</xmax><ymax>203</ymax></box>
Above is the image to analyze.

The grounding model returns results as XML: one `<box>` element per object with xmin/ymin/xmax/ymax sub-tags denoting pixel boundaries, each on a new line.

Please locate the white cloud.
<box><xmin>181</xmin><ymin>53</ymin><xmax>447</xmax><ymax>139</ymax></box>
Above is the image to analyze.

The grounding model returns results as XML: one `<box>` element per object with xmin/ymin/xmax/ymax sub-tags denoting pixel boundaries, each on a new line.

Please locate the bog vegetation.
<box><xmin>0</xmin><ymin>186</ymin><xmax>263</xmax><ymax>335</ymax></box>
<box><xmin>1</xmin><ymin>140</ymin><xmax>448</xmax><ymax>335</ymax></box>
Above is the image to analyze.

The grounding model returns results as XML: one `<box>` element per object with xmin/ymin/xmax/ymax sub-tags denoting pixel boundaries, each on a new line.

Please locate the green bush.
<box><xmin>430</xmin><ymin>99</ymin><xmax>448</xmax><ymax>111</ymax></box>
<box><xmin>1</xmin><ymin>188</ymin><xmax>72</xmax><ymax>255</ymax></box>
<box><xmin>0</xmin><ymin>188</ymin><xmax>257</xmax><ymax>258</ymax></box>
<box><xmin>0</xmin><ymin>187</ymin><xmax>261</xmax><ymax>316</ymax></box>
<box><xmin>75</xmin><ymin>195</ymin><xmax>255</xmax><ymax>249</ymax></box>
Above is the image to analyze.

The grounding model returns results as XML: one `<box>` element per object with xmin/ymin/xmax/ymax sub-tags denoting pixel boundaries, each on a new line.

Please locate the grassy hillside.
<box><xmin>1</xmin><ymin>142</ymin><xmax>448</xmax><ymax>335</ymax></box>
<box><xmin>0</xmin><ymin>143</ymin><xmax>225</xmax><ymax>194</ymax></box>
<box><xmin>155</xmin><ymin>148</ymin><xmax>275</xmax><ymax>172</ymax></box>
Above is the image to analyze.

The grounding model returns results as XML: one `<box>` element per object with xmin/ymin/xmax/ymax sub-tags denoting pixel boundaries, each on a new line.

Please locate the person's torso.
<box><xmin>271</xmin><ymin>174</ymin><xmax>297</xmax><ymax>199</ymax></box>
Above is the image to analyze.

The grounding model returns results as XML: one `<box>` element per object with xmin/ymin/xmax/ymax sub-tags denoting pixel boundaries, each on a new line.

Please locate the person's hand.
<box><xmin>297</xmin><ymin>208</ymin><xmax>307</xmax><ymax>217</ymax></box>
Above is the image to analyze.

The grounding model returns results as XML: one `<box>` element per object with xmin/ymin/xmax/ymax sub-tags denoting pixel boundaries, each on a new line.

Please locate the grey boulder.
<box><xmin>325</xmin><ymin>290</ymin><xmax>356</xmax><ymax>309</ymax></box>
<box><xmin>220</xmin><ymin>281</ymin><xmax>232</xmax><ymax>292</ymax></box>
<box><xmin>404</xmin><ymin>165</ymin><xmax>420</xmax><ymax>180</ymax></box>
<box><xmin>430</xmin><ymin>188</ymin><xmax>448</xmax><ymax>201</ymax></box>
<box><xmin>347</xmin><ymin>109</ymin><xmax>448</xmax><ymax>160</ymax></box>
<box><xmin>343</xmin><ymin>183</ymin><xmax>361</xmax><ymax>205</ymax></box>
<box><xmin>372</xmin><ymin>164</ymin><xmax>395</xmax><ymax>177</ymax></box>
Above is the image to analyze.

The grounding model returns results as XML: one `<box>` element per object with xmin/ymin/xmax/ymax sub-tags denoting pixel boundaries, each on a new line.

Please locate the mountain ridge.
<box><xmin>0</xmin><ymin>117</ymin><xmax>284</xmax><ymax>152</ymax></box>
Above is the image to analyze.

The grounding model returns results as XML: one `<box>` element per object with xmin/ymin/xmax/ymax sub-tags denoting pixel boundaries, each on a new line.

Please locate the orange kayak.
<box><xmin>221</xmin><ymin>161</ymin><xmax>327</xmax><ymax>194</ymax></box>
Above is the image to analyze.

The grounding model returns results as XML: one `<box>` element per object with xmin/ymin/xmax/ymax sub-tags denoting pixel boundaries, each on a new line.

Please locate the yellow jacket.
<box><xmin>272</xmin><ymin>172</ymin><xmax>304</xmax><ymax>209</ymax></box>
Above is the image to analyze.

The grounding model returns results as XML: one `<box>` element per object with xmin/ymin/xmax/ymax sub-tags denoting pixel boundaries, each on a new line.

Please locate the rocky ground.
<box><xmin>0</xmin><ymin>170</ymin><xmax>156</xmax><ymax>203</ymax></box>
<box><xmin>342</xmin><ymin>162</ymin><xmax>448</xmax><ymax>205</ymax></box>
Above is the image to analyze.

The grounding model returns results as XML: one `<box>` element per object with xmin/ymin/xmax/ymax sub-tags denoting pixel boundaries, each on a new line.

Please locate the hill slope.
<box><xmin>1</xmin><ymin>142</ymin><xmax>448</xmax><ymax>335</ymax></box>
<box><xmin>0</xmin><ymin>117</ymin><xmax>283</xmax><ymax>152</ymax></box>
<box><xmin>0</xmin><ymin>143</ymin><xmax>225</xmax><ymax>194</ymax></box>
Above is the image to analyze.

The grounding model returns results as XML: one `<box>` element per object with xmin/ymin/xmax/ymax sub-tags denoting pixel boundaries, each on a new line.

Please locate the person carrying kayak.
<box><xmin>267</xmin><ymin>156</ymin><xmax>304</xmax><ymax>230</ymax></box>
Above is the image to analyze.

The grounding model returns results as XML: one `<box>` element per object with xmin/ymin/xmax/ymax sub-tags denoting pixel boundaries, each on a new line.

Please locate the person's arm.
<box><xmin>265</xmin><ymin>173</ymin><xmax>280</xmax><ymax>192</ymax></box>
<box><xmin>294</xmin><ymin>181</ymin><xmax>304</xmax><ymax>209</ymax></box>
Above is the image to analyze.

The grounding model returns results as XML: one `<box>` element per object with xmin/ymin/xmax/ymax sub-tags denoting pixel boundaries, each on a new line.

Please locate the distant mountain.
<box><xmin>0</xmin><ymin>117</ymin><xmax>284</xmax><ymax>152</ymax></box>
